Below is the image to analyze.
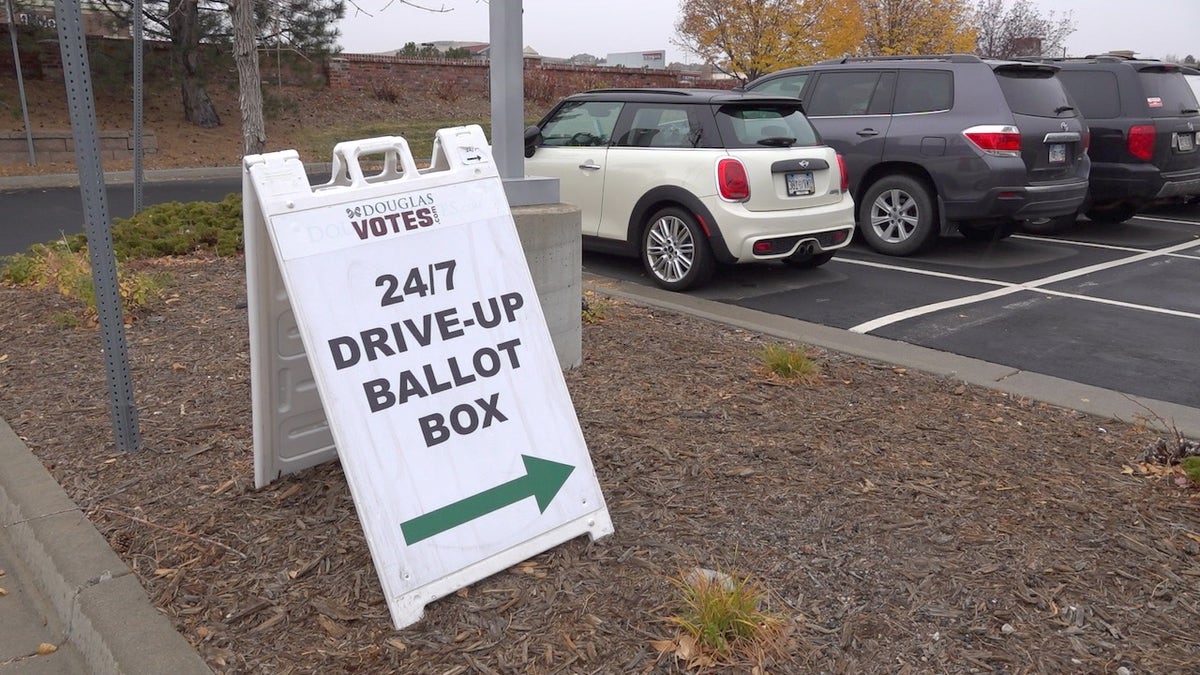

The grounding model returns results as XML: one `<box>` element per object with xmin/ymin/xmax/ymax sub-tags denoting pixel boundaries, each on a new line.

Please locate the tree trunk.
<box><xmin>231</xmin><ymin>0</ymin><xmax>265</xmax><ymax>154</ymax></box>
<box><xmin>169</xmin><ymin>0</ymin><xmax>221</xmax><ymax>128</ymax></box>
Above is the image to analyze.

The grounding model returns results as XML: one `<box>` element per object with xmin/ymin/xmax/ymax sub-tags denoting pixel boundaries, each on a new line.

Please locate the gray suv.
<box><xmin>745</xmin><ymin>54</ymin><xmax>1091</xmax><ymax>255</ymax></box>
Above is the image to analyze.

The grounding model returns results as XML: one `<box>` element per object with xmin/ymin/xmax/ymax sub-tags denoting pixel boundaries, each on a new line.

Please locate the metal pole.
<box><xmin>5</xmin><ymin>0</ymin><xmax>35</xmax><ymax>165</ymax></box>
<box><xmin>54</xmin><ymin>0</ymin><xmax>142</xmax><ymax>453</ymax></box>
<box><xmin>132</xmin><ymin>0</ymin><xmax>144</xmax><ymax>212</ymax></box>
<box><xmin>488</xmin><ymin>0</ymin><xmax>522</xmax><ymax>180</ymax></box>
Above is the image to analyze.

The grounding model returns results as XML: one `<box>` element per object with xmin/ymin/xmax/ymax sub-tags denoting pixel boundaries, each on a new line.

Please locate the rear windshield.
<box><xmin>1137</xmin><ymin>69</ymin><xmax>1200</xmax><ymax>116</ymax></box>
<box><xmin>1057</xmin><ymin>70</ymin><xmax>1120</xmax><ymax>118</ymax></box>
<box><xmin>713</xmin><ymin>104</ymin><xmax>821</xmax><ymax>149</ymax></box>
<box><xmin>994</xmin><ymin>66</ymin><xmax>1077</xmax><ymax>118</ymax></box>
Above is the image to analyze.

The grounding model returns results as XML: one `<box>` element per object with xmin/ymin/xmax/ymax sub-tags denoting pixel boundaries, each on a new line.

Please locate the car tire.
<box><xmin>859</xmin><ymin>175</ymin><xmax>938</xmax><ymax>256</ymax></box>
<box><xmin>785</xmin><ymin>251</ymin><xmax>836</xmax><ymax>268</ymax></box>
<box><xmin>1020</xmin><ymin>214</ymin><xmax>1077</xmax><ymax>235</ymax></box>
<box><xmin>640</xmin><ymin>206</ymin><xmax>715</xmax><ymax>291</ymax></box>
<box><xmin>959</xmin><ymin>222</ymin><xmax>1017</xmax><ymax>242</ymax></box>
<box><xmin>1084</xmin><ymin>203</ymin><xmax>1139</xmax><ymax>225</ymax></box>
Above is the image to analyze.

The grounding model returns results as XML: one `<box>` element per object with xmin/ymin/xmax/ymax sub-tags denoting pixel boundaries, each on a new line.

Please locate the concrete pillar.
<box><xmin>511</xmin><ymin>203</ymin><xmax>582</xmax><ymax>370</ymax></box>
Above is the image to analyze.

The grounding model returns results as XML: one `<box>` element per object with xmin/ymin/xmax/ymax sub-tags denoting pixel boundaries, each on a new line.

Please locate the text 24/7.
<box><xmin>377</xmin><ymin>260</ymin><xmax>456</xmax><ymax>306</ymax></box>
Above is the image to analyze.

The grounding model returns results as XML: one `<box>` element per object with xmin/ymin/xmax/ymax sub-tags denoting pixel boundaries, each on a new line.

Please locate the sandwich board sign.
<box><xmin>242</xmin><ymin>126</ymin><xmax>613</xmax><ymax>628</ymax></box>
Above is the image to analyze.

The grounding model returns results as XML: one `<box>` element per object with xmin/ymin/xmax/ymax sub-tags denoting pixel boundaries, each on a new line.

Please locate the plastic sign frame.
<box><xmin>242</xmin><ymin>127</ymin><xmax>613</xmax><ymax>628</ymax></box>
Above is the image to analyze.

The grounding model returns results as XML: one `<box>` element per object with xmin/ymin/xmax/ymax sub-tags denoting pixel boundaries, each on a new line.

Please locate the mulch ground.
<box><xmin>2</xmin><ymin>254</ymin><xmax>1199</xmax><ymax>674</ymax></box>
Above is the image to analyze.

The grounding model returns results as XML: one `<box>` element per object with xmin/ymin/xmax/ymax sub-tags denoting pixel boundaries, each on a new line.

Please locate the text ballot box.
<box><xmin>242</xmin><ymin>126</ymin><xmax>613</xmax><ymax>629</ymax></box>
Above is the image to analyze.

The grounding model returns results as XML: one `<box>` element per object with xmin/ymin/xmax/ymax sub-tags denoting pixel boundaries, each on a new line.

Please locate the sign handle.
<box><xmin>323</xmin><ymin>136</ymin><xmax>421</xmax><ymax>188</ymax></box>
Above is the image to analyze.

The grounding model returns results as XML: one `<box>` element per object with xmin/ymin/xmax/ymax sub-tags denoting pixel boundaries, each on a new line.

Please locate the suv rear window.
<box><xmin>714</xmin><ymin>104</ymin><xmax>820</xmax><ymax>149</ymax></box>
<box><xmin>994</xmin><ymin>66</ymin><xmax>1075</xmax><ymax>117</ymax></box>
<box><xmin>1056</xmin><ymin>70</ymin><xmax>1121</xmax><ymax>118</ymax></box>
<box><xmin>1137</xmin><ymin>68</ymin><xmax>1200</xmax><ymax>116</ymax></box>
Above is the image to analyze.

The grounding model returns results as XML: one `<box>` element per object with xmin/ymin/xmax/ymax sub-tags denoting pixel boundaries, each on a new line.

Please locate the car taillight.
<box><xmin>717</xmin><ymin>158</ymin><xmax>749</xmax><ymax>201</ymax></box>
<box><xmin>836</xmin><ymin>153</ymin><xmax>849</xmax><ymax>192</ymax></box>
<box><xmin>963</xmin><ymin>125</ymin><xmax>1022</xmax><ymax>157</ymax></box>
<box><xmin>1083</xmin><ymin>127</ymin><xmax>1091</xmax><ymax>153</ymax></box>
<box><xmin>1127</xmin><ymin>125</ymin><xmax>1155</xmax><ymax>161</ymax></box>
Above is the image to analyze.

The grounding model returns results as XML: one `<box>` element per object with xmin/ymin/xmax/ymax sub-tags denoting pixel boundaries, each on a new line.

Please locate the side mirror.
<box><xmin>523</xmin><ymin>125</ymin><xmax>542</xmax><ymax>158</ymax></box>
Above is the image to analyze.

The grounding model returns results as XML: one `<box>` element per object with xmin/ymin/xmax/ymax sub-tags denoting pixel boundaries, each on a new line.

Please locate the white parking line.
<box><xmin>846</xmin><ymin>238</ymin><xmax>1200</xmax><ymax>334</ymax></box>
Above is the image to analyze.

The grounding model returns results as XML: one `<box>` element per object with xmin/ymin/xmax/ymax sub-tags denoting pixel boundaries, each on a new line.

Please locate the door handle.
<box><xmin>856</xmin><ymin>129</ymin><xmax>880</xmax><ymax>137</ymax></box>
<box><xmin>579</xmin><ymin>162</ymin><xmax>601</xmax><ymax>170</ymax></box>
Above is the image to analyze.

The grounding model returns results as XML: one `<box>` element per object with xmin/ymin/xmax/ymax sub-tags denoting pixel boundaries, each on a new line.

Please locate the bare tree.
<box><xmin>231</xmin><ymin>0</ymin><xmax>264</xmax><ymax>154</ymax></box>
<box><xmin>973</xmin><ymin>0</ymin><xmax>1075</xmax><ymax>59</ymax></box>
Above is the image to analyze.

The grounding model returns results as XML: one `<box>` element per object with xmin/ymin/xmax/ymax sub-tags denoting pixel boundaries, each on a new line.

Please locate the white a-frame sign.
<box><xmin>242</xmin><ymin>126</ymin><xmax>613</xmax><ymax>629</ymax></box>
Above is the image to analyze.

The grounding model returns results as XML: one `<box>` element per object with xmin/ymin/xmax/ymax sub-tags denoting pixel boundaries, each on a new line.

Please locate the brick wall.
<box><xmin>326</xmin><ymin>54</ymin><xmax>737</xmax><ymax>104</ymax></box>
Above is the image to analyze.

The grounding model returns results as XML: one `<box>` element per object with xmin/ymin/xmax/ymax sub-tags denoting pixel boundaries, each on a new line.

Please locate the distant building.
<box><xmin>1010</xmin><ymin>37</ymin><xmax>1043</xmax><ymax>57</ymax></box>
<box><xmin>607</xmin><ymin>50</ymin><xmax>667</xmax><ymax>69</ymax></box>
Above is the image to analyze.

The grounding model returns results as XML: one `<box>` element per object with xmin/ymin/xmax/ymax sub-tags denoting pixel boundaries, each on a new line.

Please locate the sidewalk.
<box><xmin>0</xmin><ymin>418</ymin><xmax>212</xmax><ymax>675</ymax></box>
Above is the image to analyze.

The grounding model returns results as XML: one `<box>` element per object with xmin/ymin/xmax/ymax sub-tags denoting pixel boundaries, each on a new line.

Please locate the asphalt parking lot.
<box><xmin>584</xmin><ymin>206</ymin><xmax>1200</xmax><ymax>411</ymax></box>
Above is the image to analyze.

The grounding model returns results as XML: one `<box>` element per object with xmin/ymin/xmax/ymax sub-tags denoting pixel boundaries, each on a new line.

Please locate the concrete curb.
<box><xmin>0</xmin><ymin>418</ymin><xmax>212</xmax><ymax>675</ymax></box>
<box><xmin>584</xmin><ymin>273</ymin><xmax>1200</xmax><ymax>441</ymax></box>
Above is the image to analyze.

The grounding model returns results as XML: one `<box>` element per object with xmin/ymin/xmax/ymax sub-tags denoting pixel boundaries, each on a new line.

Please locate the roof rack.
<box><xmin>582</xmin><ymin>87</ymin><xmax>695</xmax><ymax>96</ymax></box>
<box><xmin>815</xmin><ymin>53</ymin><xmax>982</xmax><ymax>65</ymax></box>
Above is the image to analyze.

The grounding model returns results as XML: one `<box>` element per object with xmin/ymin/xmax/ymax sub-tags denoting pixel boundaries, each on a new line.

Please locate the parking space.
<box><xmin>582</xmin><ymin>209</ymin><xmax>1200</xmax><ymax>409</ymax></box>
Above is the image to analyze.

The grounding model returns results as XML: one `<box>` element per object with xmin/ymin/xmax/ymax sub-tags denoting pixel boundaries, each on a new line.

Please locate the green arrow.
<box><xmin>401</xmin><ymin>455</ymin><xmax>575</xmax><ymax>545</ymax></box>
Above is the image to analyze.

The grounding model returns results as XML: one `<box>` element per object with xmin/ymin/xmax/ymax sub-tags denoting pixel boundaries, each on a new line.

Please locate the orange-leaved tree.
<box><xmin>675</xmin><ymin>0</ymin><xmax>865</xmax><ymax>82</ymax></box>
<box><xmin>856</xmin><ymin>0</ymin><xmax>977</xmax><ymax>56</ymax></box>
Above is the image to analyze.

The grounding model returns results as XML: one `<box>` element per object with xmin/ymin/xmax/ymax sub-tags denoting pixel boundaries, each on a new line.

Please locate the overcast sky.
<box><xmin>337</xmin><ymin>0</ymin><xmax>1199</xmax><ymax>63</ymax></box>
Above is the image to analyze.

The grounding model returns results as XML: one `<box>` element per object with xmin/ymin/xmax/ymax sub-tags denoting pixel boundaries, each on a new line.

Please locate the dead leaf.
<box><xmin>862</xmin><ymin>478</ymin><xmax>878</xmax><ymax>492</ymax></box>
<box><xmin>0</xmin><ymin>354</ymin><xmax>8</xmax><ymax>362</ymax></box>
<box><xmin>0</xmin><ymin>587</ymin><xmax>8</xmax><ymax>596</ymax></box>
<box><xmin>172</xmin><ymin>362</ymin><xmax>186</xmax><ymax>371</ymax></box>
<box><xmin>196</xmin><ymin>627</ymin><xmax>210</xmax><ymax>638</ymax></box>
<box><xmin>154</xmin><ymin>568</ymin><xmax>175</xmax><ymax>577</ymax></box>
<box><xmin>384</xmin><ymin>637</ymin><xmax>407</xmax><ymax>652</ymax></box>
<box><xmin>37</xmin><ymin>643</ymin><xmax>57</xmax><ymax>655</ymax></box>
<box><xmin>649</xmin><ymin>638</ymin><xmax>676</xmax><ymax>653</ymax></box>
<box><xmin>725</xmin><ymin>466</ymin><xmax>756</xmax><ymax>477</ymax></box>
<box><xmin>1184</xmin><ymin>532</ymin><xmax>1200</xmax><ymax>545</ymax></box>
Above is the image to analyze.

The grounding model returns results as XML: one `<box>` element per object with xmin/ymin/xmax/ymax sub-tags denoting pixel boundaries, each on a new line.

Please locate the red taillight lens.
<box><xmin>836</xmin><ymin>153</ymin><xmax>849</xmax><ymax>192</ymax></box>
<box><xmin>717</xmin><ymin>158</ymin><xmax>749</xmax><ymax>201</ymax></box>
<box><xmin>1127</xmin><ymin>124</ymin><xmax>1155</xmax><ymax>161</ymax></box>
<box><xmin>963</xmin><ymin>125</ymin><xmax>1022</xmax><ymax>157</ymax></box>
<box><xmin>1083</xmin><ymin>127</ymin><xmax>1091</xmax><ymax>153</ymax></box>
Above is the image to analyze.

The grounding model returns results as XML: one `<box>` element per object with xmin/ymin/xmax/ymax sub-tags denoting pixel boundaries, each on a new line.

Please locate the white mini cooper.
<box><xmin>524</xmin><ymin>88</ymin><xmax>856</xmax><ymax>291</ymax></box>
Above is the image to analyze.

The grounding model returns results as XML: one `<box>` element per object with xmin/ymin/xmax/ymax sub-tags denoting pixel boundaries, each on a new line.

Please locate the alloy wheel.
<box><xmin>645</xmin><ymin>215</ymin><xmax>696</xmax><ymax>283</ymax></box>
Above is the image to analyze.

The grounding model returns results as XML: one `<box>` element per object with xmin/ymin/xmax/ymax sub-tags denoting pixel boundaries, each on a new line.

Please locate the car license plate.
<box><xmin>1048</xmin><ymin>143</ymin><xmax>1066</xmax><ymax>163</ymax></box>
<box><xmin>786</xmin><ymin>171</ymin><xmax>815</xmax><ymax>196</ymax></box>
<box><xmin>1178</xmin><ymin>132</ymin><xmax>1195</xmax><ymax>152</ymax></box>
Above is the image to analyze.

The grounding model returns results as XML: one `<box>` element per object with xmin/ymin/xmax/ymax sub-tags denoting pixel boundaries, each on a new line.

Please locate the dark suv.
<box><xmin>1023</xmin><ymin>55</ymin><xmax>1200</xmax><ymax>227</ymax></box>
<box><xmin>745</xmin><ymin>54</ymin><xmax>1091</xmax><ymax>255</ymax></box>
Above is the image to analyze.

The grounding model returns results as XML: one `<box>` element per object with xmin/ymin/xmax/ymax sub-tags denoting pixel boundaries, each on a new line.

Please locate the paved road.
<box><xmin>0</xmin><ymin>177</ymin><xmax>243</xmax><ymax>257</ymax></box>
<box><xmin>585</xmin><ymin>208</ymin><xmax>1200</xmax><ymax>411</ymax></box>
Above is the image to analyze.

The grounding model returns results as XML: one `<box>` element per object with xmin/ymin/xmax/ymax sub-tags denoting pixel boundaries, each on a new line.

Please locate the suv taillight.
<box><xmin>837</xmin><ymin>154</ymin><xmax>849</xmax><ymax>192</ymax></box>
<box><xmin>717</xmin><ymin>158</ymin><xmax>750</xmax><ymax>201</ymax></box>
<box><xmin>1127</xmin><ymin>125</ymin><xmax>1155</xmax><ymax>161</ymax></box>
<box><xmin>1083</xmin><ymin>127</ymin><xmax>1091</xmax><ymax>153</ymax></box>
<box><xmin>963</xmin><ymin>125</ymin><xmax>1022</xmax><ymax>157</ymax></box>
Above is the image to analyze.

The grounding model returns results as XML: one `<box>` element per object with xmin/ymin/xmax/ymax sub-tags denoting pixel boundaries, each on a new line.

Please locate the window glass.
<box><xmin>806</xmin><ymin>71</ymin><xmax>884</xmax><ymax>116</ymax></box>
<box><xmin>539</xmin><ymin>101</ymin><xmax>623</xmax><ymax>146</ymax></box>
<box><xmin>994</xmin><ymin>66</ymin><xmax>1075</xmax><ymax>117</ymax></box>
<box><xmin>713</xmin><ymin>104</ymin><xmax>821</xmax><ymax>148</ymax></box>
<box><xmin>748</xmin><ymin>74</ymin><xmax>809</xmax><ymax>99</ymax></box>
<box><xmin>894</xmin><ymin>70</ymin><xmax>953</xmax><ymax>114</ymax></box>
<box><xmin>617</xmin><ymin>105</ymin><xmax>702</xmax><ymax>148</ymax></box>
<box><xmin>1056</xmin><ymin>71</ymin><xmax>1121</xmax><ymax>118</ymax></box>
<box><xmin>1138</xmin><ymin>69</ymin><xmax>1200</xmax><ymax>116</ymax></box>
